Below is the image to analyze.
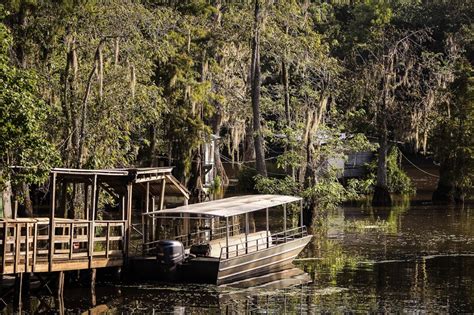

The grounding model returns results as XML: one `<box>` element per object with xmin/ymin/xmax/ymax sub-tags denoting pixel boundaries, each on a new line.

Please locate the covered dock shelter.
<box><xmin>0</xmin><ymin>167</ymin><xmax>190</xmax><ymax>276</ymax></box>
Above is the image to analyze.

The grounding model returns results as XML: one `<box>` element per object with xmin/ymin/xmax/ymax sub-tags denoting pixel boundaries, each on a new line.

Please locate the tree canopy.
<box><xmin>1</xmin><ymin>0</ymin><xmax>473</xmax><ymax>212</ymax></box>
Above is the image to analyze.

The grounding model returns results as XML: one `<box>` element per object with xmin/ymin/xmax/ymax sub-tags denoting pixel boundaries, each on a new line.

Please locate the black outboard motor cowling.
<box><xmin>156</xmin><ymin>240</ymin><xmax>185</xmax><ymax>265</ymax></box>
<box><xmin>155</xmin><ymin>240</ymin><xmax>185</xmax><ymax>282</ymax></box>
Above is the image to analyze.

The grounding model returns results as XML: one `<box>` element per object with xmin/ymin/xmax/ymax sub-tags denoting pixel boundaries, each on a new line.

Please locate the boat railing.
<box><xmin>219</xmin><ymin>226</ymin><xmax>308</xmax><ymax>259</ymax></box>
<box><xmin>142</xmin><ymin>223</ymin><xmax>241</xmax><ymax>251</ymax></box>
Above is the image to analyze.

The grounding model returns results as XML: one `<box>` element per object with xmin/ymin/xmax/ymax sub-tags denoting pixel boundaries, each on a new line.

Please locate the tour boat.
<box><xmin>144</xmin><ymin>194</ymin><xmax>313</xmax><ymax>285</ymax></box>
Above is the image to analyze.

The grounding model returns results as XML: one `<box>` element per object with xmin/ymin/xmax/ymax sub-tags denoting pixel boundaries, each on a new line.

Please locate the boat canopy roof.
<box><xmin>148</xmin><ymin>194</ymin><xmax>302</xmax><ymax>218</ymax></box>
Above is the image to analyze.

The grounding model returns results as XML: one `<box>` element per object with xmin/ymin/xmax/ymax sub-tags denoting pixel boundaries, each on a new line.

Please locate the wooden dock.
<box><xmin>0</xmin><ymin>218</ymin><xmax>125</xmax><ymax>275</ymax></box>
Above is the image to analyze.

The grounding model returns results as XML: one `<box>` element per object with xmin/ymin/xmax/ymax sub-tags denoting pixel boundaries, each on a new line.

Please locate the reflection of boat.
<box><xmin>143</xmin><ymin>195</ymin><xmax>313</xmax><ymax>285</ymax></box>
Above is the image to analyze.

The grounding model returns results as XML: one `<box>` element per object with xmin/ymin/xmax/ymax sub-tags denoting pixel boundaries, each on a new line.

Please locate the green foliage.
<box><xmin>432</xmin><ymin>62</ymin><xmax>474</xmax><ymax>199</ymax></box>
<box><xmin>1</xmin><ymin>0</ymin><xmax>473</xmax><ymax>204</ymax></box>
<box><xmin>236</xmin><ymin>167</ymin><xmax>258</xmax><ymax>193</ymax></box>
<box><xmin>0</xmin><ymin>8</ymin><xmax>58</xmax><ymax>186</ymax></box>
<box><xmin>367</xmin><ymin>147</ymin><xmax>414</xmax><ymax>194</ymax></box>
<box><xmin>255</xmin><ymin>172</ymin><xmax>357</xmax><ymax>212</ymax></box>
<box><xmin>254</xmin><ymin>175</ymin><xmax>302</xmax><ymax>196</ymax></box>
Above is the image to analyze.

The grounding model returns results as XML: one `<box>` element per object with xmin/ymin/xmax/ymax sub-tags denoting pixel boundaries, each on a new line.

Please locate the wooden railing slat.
<box><xmin>2</xmin><ymin>222</ymin><xmax>7</xmax><ymax>273</ymax></box>
<box><xmin>106</xmin><ymin>222</ymin><xmax>110</xmax><ymax>258</ymax></box>
<box><xmin>33</xmin><ymin>223</ymin><xmax>38</xmax><ymax>272</ymax></box>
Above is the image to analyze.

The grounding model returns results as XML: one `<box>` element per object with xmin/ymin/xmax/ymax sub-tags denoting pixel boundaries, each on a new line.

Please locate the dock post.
<box><xmin>13</xmin><ymin>273</ymin><xmax>23</xmax><ymax>313</ymax></box>
<box><xmin>57</xmin><ymin>271</ymin><xmax>65</xmax><ymax>315</ymax></box>
<box><xmin>22</xmin><ymin>273</ymin><xmax>31</xmax><ymax>311</ymax></box>
<box><xmin>91</xmin><ymin>268</ymin><xmax>97</xmax><ymax>307</ymax></box>
<box><xmin>57</xmin><ymin>271</ymin><xmax>64</xmax><ymax>299</ymax></box>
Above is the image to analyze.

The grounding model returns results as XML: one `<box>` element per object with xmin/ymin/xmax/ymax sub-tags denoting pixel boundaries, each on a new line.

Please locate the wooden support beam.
<box><xmin>25</xmin><ymin>224</ymin><xmax>29</xmax><ymax>272</ymax></box>
<box><xmin>159</xmin><ymin>178</ymin><xmax>166</xmax><ymax>210</ymax></box>
<box><xmin>69</xmin><ymin>222</ymin><xmax>74</xmax><ymax>260</ymax></box>
<box><xmin>106</xmin><ymin>222</ymin><xmax>110</xmax><ymax>258</ymax></box>
<box><xmin>84</xmin><ymin>184</ymin><xmax>89</xmax><ymax>220</ymax></box>
<box><xmin>91</xmin><ymin>175</ymin><xmax>98</xmax><ymax>222</ymax></box>
<box><xmin>49</xmin><ymin>172</ymin><xmax>57</xmax><ymax>272</ymax></box>
<box><xmin>133</xmin><ymin>175</ymin><xmax>165</xmax><ymax>183</ymax></box>
<box><xmin>165</xmin><ymin>174</ymin><xmax>189</xmax><ymax>200</ymax></box>
<box><xmin>2</xmin><ymin>222</ymin><xmax>7</xmax><ymax>274</ymax></box>
<box><xmin>142</xmin><ymin>182</ymin><xmax>150</xmax><ymax>253</ymax></box>
<box><xmin>32</xmin><ymin>223</ymin><xmax>37</xmax><ymax>273</ymax></box>
<box><xmin>14</xmin><ymin>224</ymin><xmax>21</xmax><ymax>274</ymax></box>
<box><xmin>125</xmin><ymin>183</ymin><xmax>133</xmax><ymax>258</ymax></box>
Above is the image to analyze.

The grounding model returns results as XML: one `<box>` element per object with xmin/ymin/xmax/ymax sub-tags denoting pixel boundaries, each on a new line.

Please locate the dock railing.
<box><xmin>0</xmin><ymin>218</ymin><xmax>126</xmax><ymax>275</ymax></box>
<box><xmin>219</xmin><ymin>226</ymin><xmax>308</xmax><ymax>259</ymax></box>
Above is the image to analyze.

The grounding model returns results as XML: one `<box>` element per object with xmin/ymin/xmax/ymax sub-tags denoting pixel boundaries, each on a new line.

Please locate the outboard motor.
<box><xmin>156</xmin><ymin>240</ymin><xmax>184</xmax><ymax>281</ymax></box>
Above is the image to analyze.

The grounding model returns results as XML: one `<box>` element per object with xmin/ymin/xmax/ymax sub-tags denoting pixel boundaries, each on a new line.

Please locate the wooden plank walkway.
<box><xmin>0</xmin><ymin>218</ymin><xmax>126</xmax><ymax>275</ymax></box>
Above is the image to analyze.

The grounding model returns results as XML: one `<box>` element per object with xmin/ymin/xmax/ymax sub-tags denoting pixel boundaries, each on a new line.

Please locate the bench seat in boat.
<box><xmin>208</xmin><ymin>231</ymin><xmax>272</xmax><ymax>258</ymax></box>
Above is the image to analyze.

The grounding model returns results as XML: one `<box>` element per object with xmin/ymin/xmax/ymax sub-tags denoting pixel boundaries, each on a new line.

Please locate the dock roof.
<box><xmin>148</xmin><ymin>194</ymin><xmax>302</xmax><ymax>218</ymax></box>
<box><xmin>51</xmin><ymin>167</ymin><xmax>189</xmax><ymax>199</ymax></box>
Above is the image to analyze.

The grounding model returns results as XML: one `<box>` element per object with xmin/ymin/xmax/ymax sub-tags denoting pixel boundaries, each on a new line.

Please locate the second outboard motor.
<box><xmin>156</xmin><ymin>240</ymin><xmax>185</xmax><ymax>281</ymax></box>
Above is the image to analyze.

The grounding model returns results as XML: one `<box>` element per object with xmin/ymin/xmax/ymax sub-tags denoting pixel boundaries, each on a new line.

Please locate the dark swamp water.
<box><xmin>15</xmin><ymin>167</ymin><xmax>474</xmax><ymax>313</ymax></box>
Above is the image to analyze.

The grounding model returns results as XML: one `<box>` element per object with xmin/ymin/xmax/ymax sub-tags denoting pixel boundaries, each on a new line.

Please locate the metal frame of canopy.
<box><xmin>143</xmin><ymin>195</ymin><xmax>304</xmax><ymax>259</ymax></box>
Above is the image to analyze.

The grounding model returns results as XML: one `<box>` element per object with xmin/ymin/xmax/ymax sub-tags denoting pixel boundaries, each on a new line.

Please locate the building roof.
<box><xmin>148</xmin><ymin>194</ymin><xmax>302</xmax><ymax>218</ymax></box>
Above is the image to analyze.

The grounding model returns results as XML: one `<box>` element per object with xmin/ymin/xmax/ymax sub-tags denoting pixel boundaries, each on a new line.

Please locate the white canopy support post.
<box><xmin>151</xmin><ymin>196</ymin><xmax>156</xmax><ymax>242</ymax></box>
<box><xmin>300</xmin><ymin>199</ymin><xmax>303</xmax><ymax>229</ymax></box>
<box><xmin>225</xmin><ymin>217</ymin><xmax>229</xmax><ymax>259</ymax></box>
<box><xmin>146</xmin><ymin>182</ymin><xmax>150</xmax><ymax>213</ymax></box>
<box><xmin>266</xmin><ymin>207</ymin><xmax>269</xmax><ymax>248</ymax></box>
<box><xmin>283</xmin><ymin>204</ymin><xmax>287</xmax><ymax>243</ymax></box>
<box><xmin>245</xmin><ymin>213</ymin><xmax>249</xmax><ymax>254</ymax></box>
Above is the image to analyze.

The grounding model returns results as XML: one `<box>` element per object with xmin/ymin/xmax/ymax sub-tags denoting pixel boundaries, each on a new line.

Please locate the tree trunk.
<box><xmin>20</xmin><ymin>183</ymin><xmax>33</xmax><ymax>217</ymax></box>
<box><xmin>432</xmin><ymin>159</ymin><xmax>463</xmax><ymax>204</ymax></box>
<box><xmin>282</xmin><ymin>59</ymin><xmax>290</xmax><ymax>126</ymax></box>
<box><xmin>1</xmin><ymin>178</ymin><xmax>13</xmax><ymax>218</ymax></box>
<box><xmin>212</xmin><ymin>111</ymin><xmax>229</xmax><ymax>185</ymax></box>
<box><xmin>250</xmin><ymin>0</ymin><xmax>267</xmax><ymax>177</ymax></box>
<box><xmin>372</xmin><ymin>130</ymin><xmax>392</xmax><ymax>206</ymax></box>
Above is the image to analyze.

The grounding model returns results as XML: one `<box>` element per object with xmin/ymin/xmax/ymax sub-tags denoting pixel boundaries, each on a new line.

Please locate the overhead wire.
<box><xmin>397</xmin><ymin>148</ymin><xmax>439</xmax><ymax>178</ymax></box>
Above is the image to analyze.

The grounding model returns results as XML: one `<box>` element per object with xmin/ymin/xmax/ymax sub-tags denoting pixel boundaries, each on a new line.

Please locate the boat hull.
<box><xmin>216</xmin><ymin>235</ymin><xmax>313</xmax><ymax>285</ymax></box>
